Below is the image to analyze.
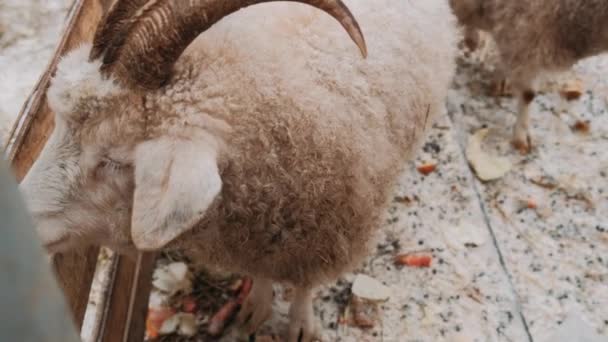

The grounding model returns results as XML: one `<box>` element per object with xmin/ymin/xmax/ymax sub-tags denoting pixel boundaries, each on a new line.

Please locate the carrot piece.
<box><xmin>146</xmin><ymin>307</ymin><xmax>175</xmax><ymax>339</ymax></box>
<box><xmin>207</xmin><ymin>276</ymin><xmax>254</xmax><ymax>336</ymax></box>
<box><xmin>394</xmin><ymin>254</ymin><xmax>432</xmax><ymax>268</ymax></box>
<box><xmin>236</xmin><ymin>277</ymin><xmax>253</xmax><ymax>305</ymax></box>
<box><xmin>417</xmin><ymin>163</ymin><xmax>437</xmax><ymax>176</ymax></box>
<box><xmin>182</xmin><ymin>296</ymin><xmax>197</xmax><ymax>313</ymax></box>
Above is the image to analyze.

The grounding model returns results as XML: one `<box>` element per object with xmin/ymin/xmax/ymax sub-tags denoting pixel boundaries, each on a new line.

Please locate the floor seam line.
<box><xmin>446</xmin><ymin>110</ymin><xmax>534</xmax><ymax>342</ymax></box>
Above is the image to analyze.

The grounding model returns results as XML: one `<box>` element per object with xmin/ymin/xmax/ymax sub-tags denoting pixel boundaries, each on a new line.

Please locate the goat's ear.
<box><xmin>131</xmin><ymin>138</ymin><xmax>222</xmax><ymax>250</ymax></box>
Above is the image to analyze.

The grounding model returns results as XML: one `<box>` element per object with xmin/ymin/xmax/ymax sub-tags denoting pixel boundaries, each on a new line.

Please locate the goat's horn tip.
<box><xmin>360</xmin><ymin>44</ymin><xmax>368</xmax><ymax>59</ymax></box>
<box><xmin>353</xmin><ymin>33</ymin><xmax>367</xmax><ymax>59</ymax></box>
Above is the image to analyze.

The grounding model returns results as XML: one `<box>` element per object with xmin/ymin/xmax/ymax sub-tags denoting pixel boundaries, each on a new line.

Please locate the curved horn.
<box><xmin>90</xmin><ymin>0</ymin><xmax>150</xmax><ymax>61</ymax></box>
<box><xmin>94</xmin><ymin>0</ymin><xmax>367</xmax><ymax>90</ymax></box>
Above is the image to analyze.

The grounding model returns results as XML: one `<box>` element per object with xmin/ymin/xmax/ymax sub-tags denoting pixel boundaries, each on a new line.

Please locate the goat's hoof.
<box><xmin>287</xmin><ymin>315</ymin><xmax>322</xmax><ymax>342</ymax></box>
<box><xmin>511</xmin><ymin>136</ymin><xmax>531</xmax><ymax>155</ymax></box>
<box><xmin>237</xmin><ymin>280</ymin><xmax>274</xmax><ymax>334</ymax></box>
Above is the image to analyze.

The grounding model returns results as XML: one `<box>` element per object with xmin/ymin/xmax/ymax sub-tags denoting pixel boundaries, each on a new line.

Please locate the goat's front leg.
<box><xmin>512</xmin><ymin>84</ymin><xmax>536</xmax><ymax>154</ymax></box>
<box><xmin>237</xmin><ymin>277</ymin><xmax>274</xmax><ymax>334</ymax></box>
<box><xmin>489</xmin><ymin>63</ymin><xmax>512</xmax><ymax>97</ymax></box>
<box><xmin>287</xmin><ymin>287</ymin><xmax>321</xmax><ymax>342</ymax></box>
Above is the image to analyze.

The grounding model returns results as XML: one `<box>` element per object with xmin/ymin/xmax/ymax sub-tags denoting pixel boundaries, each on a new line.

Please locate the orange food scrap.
<box><xmin>572</xmin><ymin>120</ymin><xmax>591</xmax><ymax>134</ymax></box>
<box><xmin>236</xmin><ymin>277</ymin><xmax>253</xmax><ymax>305</ymax></box>
<box><xmin>146</xmin><ymin>320</ymin><xmax>159</xmax><ymax>339</ymax></box>
<box><xmin>146</xmin><ymin>307</ymin><xmax>175</xmax><ymax>339</ymax></box>
<box><xmin>526</xmin><ymin>199</ymin><xmax>537</xmax><ymax>209</ymax></box>
<box><xmin>394</xmin><ymin>253</ymin><xmax>432</xmax><ymax>268</ymax></box>
<box><xmin>417</xmin><ymin>163</ymin><xmax>437</xmax><ymax>175</ymax></box>
<box><xmin>182</xmin><ymin>296</ymin><xmax>197</xmax><ymax>313</ymax></box>
<box><xmin>208</xmin><ymin>277</ymin><xmax>254</xmax><ymax>336</ymax></box>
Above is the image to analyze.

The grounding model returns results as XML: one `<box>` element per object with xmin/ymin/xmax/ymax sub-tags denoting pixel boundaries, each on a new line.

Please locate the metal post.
<box><xmin>0</xmin><ymin>158</ymin><xmax>81</xmax><ymax>342</ymax></box>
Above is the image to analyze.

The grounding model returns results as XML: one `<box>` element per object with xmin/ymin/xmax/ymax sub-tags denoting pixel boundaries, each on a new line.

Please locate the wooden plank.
<box><xmin>51</xmin><ymin>247</ymin><xmax>100</xmax><ymax>330</ymax></box>
<box><xmin>4</xmin><ymin>0</ymin><xmax>115</xmax><ymax>330</ymax></box>
<box><xmin>98</xmin><ymin>253</ymin><xmax>157</xmax><ymax>342</ymax></box>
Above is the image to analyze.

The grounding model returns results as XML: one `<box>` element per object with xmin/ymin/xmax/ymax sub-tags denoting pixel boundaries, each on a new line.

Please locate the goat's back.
<box><xmin>164</xmin><ymin>0</ymin><xmax>457</xmax><ymax>286</ymax></box>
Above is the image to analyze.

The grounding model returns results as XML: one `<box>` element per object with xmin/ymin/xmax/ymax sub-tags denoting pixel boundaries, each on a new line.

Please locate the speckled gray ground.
<box><xmin>2</xmin><ymin>4</ymin><xmax>607</xmax><ymax>341</ymax></box>
<box><xmin>447</xmin><ymin>47</ymin><xmax>608</xmax><ymax>341</ymax></box>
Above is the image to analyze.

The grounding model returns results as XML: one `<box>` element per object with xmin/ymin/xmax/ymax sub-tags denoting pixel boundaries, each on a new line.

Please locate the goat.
<box><xmin>450</xmin><ymin>0</ymin><xmax>608</xmax><ymax>152</ymax></box>
<box><xmin>19</xmin><ymin>0</ymin><xmax>457</xmax><ymax>340</ymax></box>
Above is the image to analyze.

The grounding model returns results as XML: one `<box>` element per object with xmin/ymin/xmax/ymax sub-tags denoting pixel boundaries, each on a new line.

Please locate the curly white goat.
<box><xmin>20</xmin><ymin>0</ymin><xmax>457</xmax><ymax>340</ymax></box>
<box><xmin>450</xmin><ymin>0</ymin><xmax>608</xmax><ymax>152</ymax></box>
